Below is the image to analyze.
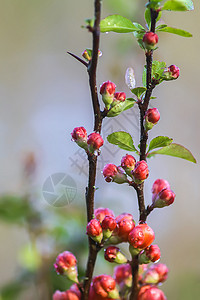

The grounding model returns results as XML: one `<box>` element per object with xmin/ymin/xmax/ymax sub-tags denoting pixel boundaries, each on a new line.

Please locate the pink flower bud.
<box><xmin>71</xmin><ymin>127</ymin><xmax>87</xmax><ymax>149</ymax></box>
<box><xmin>128</xmin><ymin>224</ymin><xmax>155</xmax><ymax>250</ymax></box>
<box><xmin>94</xmin><ymin>207</ymin><xmax>115</xmax><ymax>223</ymax></box>
<box><xmin>144</xmin><ymin>108</ymin><xmax>160</xmax><ymax>130</ymax></box>
<box><xmin>53</xmin><ymin>290</ymin><xmax>68</xmax><ymax>300</ymax></box>
<box><xmin>114</xmin><ymin>264</ymin><xmax>132</xmax><ymax>286</ymax></box>
<box><xmin>114</xmin><ymin>92</ymin><xmax>126</xmax><ymax>102</ymax></box>
<box><xmin>100</xmin><ymin>81</ymin><xmax>116</xmax><ymax>108</ymax></box>
<box><xmin>54</xmin><ymin>251</ymin><xmax>78</xmax><ymax>283</ymax></box>
<box><xmin>139</xmin><ymin>244</ymin><xmax>161</xmax><ymax>264</ymax></box>
<box><xmin>143</xmin><ymin>32</ymin><xmax>158</xmax><ymax>50</ymax></box>
<box><xmin>104</xmin><ymin>246</ymin><xmax>127</xmax><ymax>264</ymax></box>
<box><xmin>102</xmin><ymin>216</ymin><xmax>117</xmax><ymax>239</ymax></box>
<box><xmin>138</xmin><ymin>285</ymin><xmax>166</xmax><ymax>300</ymax></box>
<box><xmin>121</xmin><ymin>154</ymin><xmax>136</xmax><ymax>176</ymax></box>
<box><xmin>153</xmin><ymin>188</ymin><xmax>175</xmax><ymax>208</ymax></box>
<box><xmin>144</xmin><ymin>263</ymin><xmax>169</xmax><ymax>284</ymax></box>
<box><xmin>86</xmin><ymin>219</ymin><xmax>103</xmax><ymax>243</ymax></box>
<box><xmin>132</xmin><ymin>161</ymin><xmax>149</xmax><ymax>183</ymax></box>
<box><xmin>115</xmin><ymin>213</ymin><xmax>135</xmax><ymax>242</ymax></box>
<box><xmin>168</xmin><ymin>64</ymin><xmax>180</xmax><ymax>79</ymax></box>
<box><xmin>103</xmin><ymin>164</ymin><xmax>128</xmax><ymax>184</ymax></box>
<box><xmin>152</xmin><ymin>179</ymin><xmax>170</xmax><ymax>197</ymax></box>
<box><xmin>87</xmin><ymin>132</ymin><xmax>104</xmax><ymax>153</ymax></box>
<box><xmin>91</xmin><ymin>275</ymin><xmax>119</xmax><ymax>299</ymax></box>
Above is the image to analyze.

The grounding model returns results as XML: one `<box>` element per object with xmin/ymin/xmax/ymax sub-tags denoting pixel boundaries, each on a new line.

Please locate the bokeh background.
<box><xmin>0</xmin><ymin>0</ymin><xmax>200</xmax><ymax>299</ymax></box>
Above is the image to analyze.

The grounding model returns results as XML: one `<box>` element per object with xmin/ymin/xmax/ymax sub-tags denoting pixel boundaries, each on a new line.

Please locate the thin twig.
<box><xmin>67</xmin><ymin>51</ymin><xmax>88</xmax><ymax>67</ymax></box>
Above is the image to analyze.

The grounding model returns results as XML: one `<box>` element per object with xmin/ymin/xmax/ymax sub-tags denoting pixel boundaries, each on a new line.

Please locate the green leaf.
<box><xmin>143</xmin><ymin>60</ymin><xmax>167</xmax><ymax>86</ymax></box>
<box><xmin>100</xmin><ymin>15</ymin><xmax>143</xmax><ymax>33</ymax></box>
<box><xmin>131</xmin><ymin>87</ymin><xmax>146</xmax><ymax>98</ymax></box>
<box><xmin>145</xmin><ymin>8</ymin><xmax>151</xmax><ymax>29</ymax></box>
<box><xmin>162</xmin><ymin>0</ymin><xmax>194</xmax><ymax>11</ymax></box>
<box><xmin>148</xmin><ymin>136</ymin><xmax>173</xmax><ymax>152</ymax></box>
<box><xmin>107</xmin><ymin>99</ymin><xmax>136</xmax><ymax>117</ymax></box>
<box><xmin>147</xmin><ymin>143</ymin><xmax>197</xmax><ymax>163</ymax></box>
<box><xmin>146</xmin><ymin>1</ymin><xmax>162</xmax><ymax>9</ymax></box>
<box><xmin>107</xmin><ymin>131</ymin><xmax>139</xmax><ymax>153</ymax></box>
<box><xmin>156</xmin><ymin>26</ymin><xmax>192</xmax><ymax>37</ymax></box>
<box><xmin>156</xmin><ymin>24</ymin><xmax>168</xmax><ymax>30</ymax></box>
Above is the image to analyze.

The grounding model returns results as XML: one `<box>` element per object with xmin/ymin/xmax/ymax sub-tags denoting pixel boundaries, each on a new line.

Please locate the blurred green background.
<box><xmin>0</xmin><ymin>0</ymin><xmax>200</xmax><ymax>299</ymax></box>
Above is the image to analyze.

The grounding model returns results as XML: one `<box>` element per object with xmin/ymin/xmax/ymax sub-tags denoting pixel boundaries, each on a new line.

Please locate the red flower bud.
<box><xmin>132</xmin><ymin>161</ymin><xmax>149</xmax><ymax>183</ymax></box>
<box><xmin>114</xmin><ymin>264</ymin><xmax>132</xmax><ymax>286</ymax></box>
<box><xmin>143</xmin><ymin>32</ymin><xmax>158</xmax><ymax>50</ymax></box>
<box><xmin>128</xmin><ymin>224</ymin><xmax>155</xmax><ymax>250</ymax></box>
<box><xmin>115</xmin><ymin>213</ymin><xmax>135</xmax><ymax>242</ymax></box>
<box><xmin>103</xmin><ymin>164</ymin><xmax>128</xmax><ymax>184</ymax></box>
<box><xmin>54</xmin><ymin>251</ymin><xmax>78</xmax><ymax>282</ymax></box>
<box><xmin>121</xmin><ymin>154</ymin><xmax>136</xmax><ymax>176</ymax></box>
<box><xmin>153</xmin><ymin>188</ymin><xmax>175</xmax><ymax>208</ymax></box>
<box><xmin>168</xmin><ymin>64</ymin><xmax>180</xmax><ymax>79</ymax></box>
<box><xmin>144</xmin><ymin>263</ymin><xmax>169</xmax><ymax>284</ymax></box>
<box><xmin>87</xmin><ymin>132</ymin><xmax>104</xmax><ymax>153</ymax></box>
<box><xmin>94</xmin><ymin>207</ymin><xmax>115</xmax><ymax>223</ymax></box>
<box><xmin>104</xmin><ymin>246</ymin><xmax>127</xmax><ymax>264</ymax></box>
<box><xmin>144</xmin><ymin>108</ymin><xmax>160</xmax><ymax>130</ymax></box>
<box><xmin>114</xmin><ymin>92</ymin><xmax>126</xmax><ymax>102</ymax></box>
<box><xmin>145</xmin><ymin>244</ymin><xmax>161</xmax><ymax>262</ymax></box>
<box><xmin>71</xmin><ymin>127</ymin><xmax>87</xmax><ymax>149</ymax></box>
<box><xmin>91</xmin><ymin>275</ymin><xmax>119</xmax><ymax>299</ymax></box>
<box><xmin>53</xmin><ymin>290</ymin><xmax>68</xmax><ymax>300</ymax></box>
<box><xmin>100</xmin><ymin>81</ymin><xmax>116</xmax><ymax>108</ymax></box>
<box><xmin>138</xmin><ymin>285</ymin><xmax>166</xmax><ymax>300</ymax></box>
<box><xmin>152</xmin><ymin>179</ymin><xmax>170</xmax><ymax>196</ymax></box>
<box><xmin>86</xmin><ymin>219</ymin><xmax>103</xmax><ymax>243</ymax></box>
<box><xmin>102</xmin><ymin>216</ymin><xmax>117</xmax><ymax>231</ymax></box>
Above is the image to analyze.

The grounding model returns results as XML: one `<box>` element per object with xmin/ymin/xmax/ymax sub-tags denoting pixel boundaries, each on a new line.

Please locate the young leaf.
<box><xmin>107</xmin><ymin>131</ymin><xmax>139</xmax><ymax>153</ymax></box>
<box><xmin>147</xmin><ymin>143</ymin><xmax>197</xmax><ymax>163</ymax></box>
<box><xmin>148</xmin><ymin>136</ymin><xmax>173</xmax><ymax>152</ymax></box>
<box><xmin>162</xmin><ymin>0</ymin><xmax>194</xmax><ymax>11</ymax></box>
<box><xmin>107</xmin><ymin>99</ymin><xmax>136</xmax><ymax>117</ymax></box>
<box><xmin>100</xmin><ymin>15</ymin><xmax>143</xmax><ymax>33</ymax></box>
<box><xmin>156</xmin><ymin>26</ymin><xmax>192</xmax><ymax>37</ymax></box>
<box><xmin>145</xmin><ymin>8</ymin><xmax>151</xmax><ymax>29</ymax></box>
<box><xmin>131</xmin><ymin>87</ymin><xmax>147</xmax><ymax>98</ymax></box>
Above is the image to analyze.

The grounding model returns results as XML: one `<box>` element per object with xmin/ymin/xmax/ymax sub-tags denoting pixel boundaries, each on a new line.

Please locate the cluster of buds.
<box><xmin>100</xmin><ymin>80</ymin><xmax>126</xmax><ymax>109</ymax></box>
<box><xmin>89</xmin><ymin>275</ymin><xmax>119</xmax><ymax>299</ymax></box>
<box><xmin>53</xmin><ymin>284</ymin><xmax>81</xmax><ymax>300</ymax></box>
<box><xmin>162</xmin><ymin>64</ymin><xmax>180</xmax><ymax>80</ymax></box>
<box><xmin>142</xmin><ymin>32</ymin><xmax>159</xmax><ymax>50</ymax></box>
<box><xmin>54</xmin><ymin>251</ymin><xmax>78</xmax><ymax>283</ymax></box>
<box><xmin>103</xmin><ymin>155</ymin><xmax>149</xmax><ymax>185</ymax></box>
<box><xmin>152</xmin><ymin>179</ymin><xmax>176</xmax><ymax>208</ymax></box>
<box><xmin>144</xmin><ymin>108</ymin><xmax>160</xmax><ymax>131</ymax></box>
<box><xmin>71</xmin><ymin>127</ymin><xmax>104</xmax><ymax>154</ymax></box>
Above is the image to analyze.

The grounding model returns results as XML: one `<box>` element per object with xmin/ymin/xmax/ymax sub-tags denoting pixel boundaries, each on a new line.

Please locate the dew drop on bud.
<box><xmin>125</xmin><ymin>67</ymin><xmax>136</xmax><ymax>90</ymax></box>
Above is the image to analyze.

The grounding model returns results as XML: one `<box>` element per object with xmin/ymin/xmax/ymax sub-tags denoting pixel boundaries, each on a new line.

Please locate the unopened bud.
<box><xmin>102</xmin><ymin>216</ymin><xmax>117</xmax><ymax>239</ymax></box>
<box><xmin>103</xmin><ymin>164</ymin><xmax>128</xmax><ymax>184</ymax></box>
<box><xmin>86</xmin><ymin>219</ymin><xmax>103</xmax><ymax>243</ymax></box>
<box><xmin>138</xmin><ymin>285</ymin><xmax>166</xmax><ymax>300</ymax></box>
<box><xmin>144</xmin><ymin>108</ymin><xmax>160</xmax><ymax>131</ymax></box>
<box><xmin>91</xmin><ymin>275</ymin><xmax>119</xmax><ymax>299</ymax></box>
<box><xmin>104</xmin><ymin>246</ymin><xmax>127</xmax><ymax>264</ymax></box>
<box><xmin>115</xmin><ymin>213</ymin><xmax>135</xmax><ymax>242</ymax></box>
<box><xmin>71</xmin><ymin>127</ymin><xmax>87</xmax><ymax>149</ymax></box>
<box><xmin>100</xmin><ymin>81</ymin><xmax>116</xmax><ymax>108</ymax></box>
<box><xmin>121</xmin><ymin>154</ymin><xmax>136</xmax><ymax>176</ymax></box>
<box><xmin>139</xmin><ymin>244</ymin><xmax>161</xmax><ymax>264</ymax></box>
<box><xmin>114</xmin><ymin>264</ymin><xmax>132</xmax><ymax>288</ymax></box>
<box><xmin>152</xmin><ymin>179</ymin><xmax>170</xmax><ymax>201</ymax></box>
<box><xmin>132</xmin><ymin>161</ymin><xmax>149</xmax><ymax>183</ymax></box>
<box><xmin>94</xmin><ymin>207</ymin><xmax>115</xmax><ymax>223</ymax></box>
<box><xmin>144</xmin><ymin>263</ymin><xmax>169</xmax><ymax>285</ymax></box>
<box><xmin>82</xmin><ymin>49</ymin><xmax>102</xmax><ymax>61</ymax></box>
<box><xmin>153</xmin><ymin>188</ymin><xmax>175</xmax><ymax>208</ymax></box>
<box><xmin>87</xmin><ymin>132</ymin><xmax>104</xmax><ymax>153</ymax></box>
<box><xmin>54</xmin><ymin>251</ymin><xmax>78</xmax><ymax>283</ymax></box>
<box><xmin>111</xmin><ymin>92</ymin><xmax>126</xmax><ymax>107</ymax></box>
<box><xmin>128</xmin><ymin>224</ymin><xmax>155</xmax><ymax>251</ymax></box>
<box><xmin>143</xmin><ymin>32</ymin><xmax>158</xmax><ymax>50</ymax></box>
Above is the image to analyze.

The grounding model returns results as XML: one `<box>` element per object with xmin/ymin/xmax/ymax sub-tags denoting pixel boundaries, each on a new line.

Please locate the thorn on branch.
<box><xmin>67</xmin><ymin>51</ymin><xmax>88</xmax><ymax>67</ymax></box>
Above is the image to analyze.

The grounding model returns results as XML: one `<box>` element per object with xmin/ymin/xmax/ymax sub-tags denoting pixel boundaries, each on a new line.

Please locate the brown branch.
<box><xmin>67</xmin><ymin>51</ymin><xmax>88</xmax><ymax>67</ymax></box>
<box><xmin>82</xmin><ymin>1</ymin><xmax>102</xmax><ymax>299</ymax></box>
<box><xmin>129</xmin><ymin>256</ymin><xmax>139</xmax><ymax>300</ymax></box>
